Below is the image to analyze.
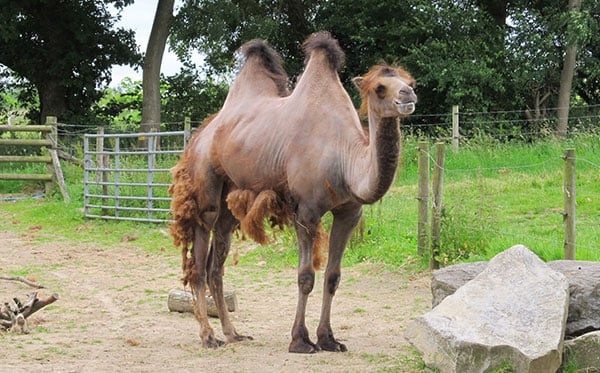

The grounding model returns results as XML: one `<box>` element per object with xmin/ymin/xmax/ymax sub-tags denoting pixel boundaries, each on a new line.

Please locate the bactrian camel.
<box><xmin>169</xmin><ymin>31</ymin><xmax>417</xmax><ymax>353</ymax></box>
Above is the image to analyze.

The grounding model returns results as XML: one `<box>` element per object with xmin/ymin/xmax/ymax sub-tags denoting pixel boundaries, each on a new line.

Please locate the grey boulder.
<box><xmin>432</xmin><ymin>259</ymin><xmax>600</xmax><ymax>337</ymax></box>
<box><xmin>406</xmin><ymin>245</ymin><xmax>569</xmax><ymax>373</ymax></box>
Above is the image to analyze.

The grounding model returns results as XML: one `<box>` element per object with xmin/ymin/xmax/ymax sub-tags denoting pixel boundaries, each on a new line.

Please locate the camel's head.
<box><xmin>353</xmin><ymin>65</ymin><xmax>417</xmax><ymax>119</ymax></box>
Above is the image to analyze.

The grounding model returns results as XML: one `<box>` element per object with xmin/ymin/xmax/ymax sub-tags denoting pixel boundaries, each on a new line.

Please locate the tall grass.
<box><xmin>1</xmin><ymin>133</ymin><xmax>599</xmax><ymax>270</ymax></box>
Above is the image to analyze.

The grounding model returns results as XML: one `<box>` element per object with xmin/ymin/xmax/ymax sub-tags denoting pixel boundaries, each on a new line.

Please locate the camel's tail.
<box><xmin>302</xmin><ymin>31</ymin><xmax>345</xmax><ymax>72</ymax></box>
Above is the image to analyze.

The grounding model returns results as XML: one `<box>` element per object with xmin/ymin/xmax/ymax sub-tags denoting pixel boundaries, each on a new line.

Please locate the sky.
<box><xmin>110</xmin><ymin>1</ymin><xmax>183</xmax><ymax>87</ymax></box>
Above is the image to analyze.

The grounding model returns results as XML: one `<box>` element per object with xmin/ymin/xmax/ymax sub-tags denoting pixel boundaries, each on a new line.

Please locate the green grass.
<box><xmin>1</xmin><ymin>134</ymin><xmax>599</xmax><ymax>269</ymax></box>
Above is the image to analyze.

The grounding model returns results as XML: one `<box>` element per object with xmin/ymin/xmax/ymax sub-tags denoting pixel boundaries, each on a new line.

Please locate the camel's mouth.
<box><xmin>396</xmin><ymin>101</ymin><xmax>416</xmax><ymax>114</ymax></box>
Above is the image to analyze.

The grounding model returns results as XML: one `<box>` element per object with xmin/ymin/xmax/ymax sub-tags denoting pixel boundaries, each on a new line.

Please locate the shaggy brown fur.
<box><xmin>226</xmin><ymin>188</ymin><xmax>325</xmax><ymax>270</ymax></box>
<box><xmin>168</xmin><ymin>115</ymin><xmax>216</xmax><ymax>287</ymax></box>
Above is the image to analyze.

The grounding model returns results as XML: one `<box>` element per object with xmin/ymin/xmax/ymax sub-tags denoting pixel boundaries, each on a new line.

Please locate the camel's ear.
<box><xmin>352</xmin><ymin>76</ymin><xmax>364</xmax><ymax>90</ymax></box>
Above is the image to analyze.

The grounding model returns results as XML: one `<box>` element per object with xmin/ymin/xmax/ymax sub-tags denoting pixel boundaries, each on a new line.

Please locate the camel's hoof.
<box><xmin>289</xmin><ymin>338</ymin><xmax>321</xmax><ymax>354</ymax></box>
<box><xmin>228</xmin><ymin>334</ymin><xmax>254</xmax><ymax>343</ymax></box>
<box><xmin>318</xmin><ymin>339</ymin><xmax>347</xmax><ymax>352</ymax></box>
<box><xmin>202</xmin><ymin>335</ymin><xmax>226</xmax><ymax>349</ymax></box>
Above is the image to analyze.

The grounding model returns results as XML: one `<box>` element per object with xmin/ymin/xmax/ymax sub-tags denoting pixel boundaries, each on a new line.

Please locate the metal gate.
<box><xmin>83</xmin><ymin>129</ymin><xmax>190</xmax><ymax>223</ymax></box>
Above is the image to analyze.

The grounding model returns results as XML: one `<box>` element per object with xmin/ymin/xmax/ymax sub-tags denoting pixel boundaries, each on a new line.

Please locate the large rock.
<box><xmin>550</xmin><ymin>260</ymin><xmax>600</xmax><ymax>337</ymax></box>
<box><xmin>431</xmin><ymin>261</ymin><xmax>486</xmax><ymax>308</ymax></box>
<box><xmin>563</xmin><ymin>331</ymin><xmax>600</xmax><ymax>370</ymax></box>
<box><xmin>432</xmin><ymin>259</ymin><xmax>600</xmax><ymax>337</ymax></box>
<box><xmin>406</xmin><ymin>245</ymin><xmax>569</xmax><ymax>373</ymax></box>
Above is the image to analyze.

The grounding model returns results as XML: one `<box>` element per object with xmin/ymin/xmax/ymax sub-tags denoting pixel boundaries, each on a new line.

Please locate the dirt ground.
<box><xmin>0</xmin><ymin>222</ymin><xmax>431</xmax><ymax>372</ymax></box>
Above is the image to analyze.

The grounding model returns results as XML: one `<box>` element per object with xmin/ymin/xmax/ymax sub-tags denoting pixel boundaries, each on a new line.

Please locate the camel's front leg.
<box><xmin>190</xmin><ymin>224</ymin><xmax>225</xmax><ymax>348</ymax></box>
<box><xmin>289</xmin><ymin>211</ymin><xmax>320</xmax><ymax>353</ymax></box>
<box><xmin>316</xmin><ymin>205</ymin><xmax>362</xmax><ymax>352</ymax></box>
<box><xmin>207</xmin><ymin>207</ymin><xmax>253</xmax><ymax>344</ymax></box>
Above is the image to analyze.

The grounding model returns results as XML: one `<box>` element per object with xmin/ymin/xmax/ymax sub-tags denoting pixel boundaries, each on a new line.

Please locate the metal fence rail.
<box><xmin>83</xmin><ymin>129</ymin><xmax>190</xmax><ymax>223</ymax></box>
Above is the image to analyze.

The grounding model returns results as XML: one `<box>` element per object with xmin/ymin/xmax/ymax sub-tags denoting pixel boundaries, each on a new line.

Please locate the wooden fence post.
<box><xmin>45</xmin><ymin>116</ymin><xmax>70</xmax><ymax>202</ymax></box>
<box><xmin>563</xmin><ymin>148</ymin><xmax>576</xmax><ymax>260</ymax></box>
<box><xmin>417</xmin><ymin>141</ymin><xmax>430</xmax><ymax>257</ymax></box>
<box><xmin>184</xmin><ymin>117</ymin><xmax>191</xmax><ymax>147</ymax></box>
<box><xmin>452</xmin><ymin>105</ymin><xmax>459</xmax><ymax>153</ymax></box>
<box><xmin>430</xmin><ymin>142</ymin><xmax>445</xmax><ymax>270</ymax></box>
<box><xmin>44</xmin><ymin>116</ymin><xmax>57</xmax><ymax>194</ymax></box>
<box><xmin>96</xmin><ymin>127</ymin><xmax>109</xmax><ymax>215</ymax></box>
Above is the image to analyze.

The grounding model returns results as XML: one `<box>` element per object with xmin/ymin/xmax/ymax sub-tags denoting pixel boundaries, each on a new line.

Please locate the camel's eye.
<box><xmin>375</xmin><ymin>84</ymin><xmax>387</xmax><ymax>98</ymax></box>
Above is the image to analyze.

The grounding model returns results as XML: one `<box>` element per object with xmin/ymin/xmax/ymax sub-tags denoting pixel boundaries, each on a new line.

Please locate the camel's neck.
<box><xmin>349</xmin><ymin>111</ymin><xmax>401</xmax><ymax>204</ymax></box>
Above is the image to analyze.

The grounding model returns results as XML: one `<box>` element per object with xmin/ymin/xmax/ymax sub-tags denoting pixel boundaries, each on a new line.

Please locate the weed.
<box><xmin>486</xmin><ymin>361</ymin><xmax>516</xmax><ymax>373</ymax></box>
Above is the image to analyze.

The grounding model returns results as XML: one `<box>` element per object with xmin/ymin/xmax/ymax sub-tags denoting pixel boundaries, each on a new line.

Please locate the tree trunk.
<box><xmin>37</xmin><ymin>79</ymin><xmax>67</xmax><ymax>125</ymax></box>
<box><xmin>556</xmin><ymin>0</ymin><xmax>582</xmax><ymax>137</ymax></box>
<box><xmin>140</xmin><ymin>0</ymin><xmax>174</xmax><ymax>146</ymax></box>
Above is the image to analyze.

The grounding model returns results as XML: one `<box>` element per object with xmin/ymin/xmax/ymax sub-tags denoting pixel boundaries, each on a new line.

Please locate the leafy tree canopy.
<box><xmin>171</xmin><ymin>0</ymin><xmax>599</xmax><ymax>135</ymax></box>
<box><xmin>0</xmin><ymin>0</ymin><xmax>141</xmax><ymax>124</ymax></box>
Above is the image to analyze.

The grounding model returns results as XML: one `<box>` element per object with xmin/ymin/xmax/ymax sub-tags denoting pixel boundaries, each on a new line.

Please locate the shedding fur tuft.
<box><xmin>227</xmin><ymin>189</ymin><xmax>292</xmax><ymax>245</ymax></box>
<box><xmin>169</xmin><ymin>160</ymin><xmax>200</xmax><ymax>287</ymax></box>
<box><xmin>168</xmin><ymin>118</ymin><xmax>217</xmax><ymax>287</ymax></box>
<box><xmin>226</xmin><ymin>189</ymin><xmax>326</xmax><ymax>271</ymax></box>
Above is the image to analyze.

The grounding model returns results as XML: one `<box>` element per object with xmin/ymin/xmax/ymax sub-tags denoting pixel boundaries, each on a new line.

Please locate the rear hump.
<box><xmin>239</xmin><ymin>39</ymin><xmax>289</xmax><ymax>96</ymax></box>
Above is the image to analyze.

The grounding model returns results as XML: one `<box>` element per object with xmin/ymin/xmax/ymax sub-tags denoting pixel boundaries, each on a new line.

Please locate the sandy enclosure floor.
<box><xmin>0</xmin><ymin>225</ymin><xmax>431</xmax><ymax>372</ymax></box>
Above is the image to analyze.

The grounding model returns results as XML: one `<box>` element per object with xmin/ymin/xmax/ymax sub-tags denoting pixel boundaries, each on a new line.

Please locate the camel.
<box><xmin>169</xmin><ymin>31</ymin><xmax>417</xmax><ymax>354</ymax></box>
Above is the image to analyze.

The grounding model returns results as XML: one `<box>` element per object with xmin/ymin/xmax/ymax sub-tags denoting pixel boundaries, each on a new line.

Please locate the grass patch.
<box><xmin>1</xmin><ymin>134</ymin><xmax>599</xmax><ymax>269</ymax></box>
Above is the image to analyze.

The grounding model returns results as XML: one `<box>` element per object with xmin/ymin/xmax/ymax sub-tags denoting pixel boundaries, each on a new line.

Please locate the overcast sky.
<box><xmin>110</xmin><ymin>1</ymin><xmax>183</xmax><ymax>87</ymax></box>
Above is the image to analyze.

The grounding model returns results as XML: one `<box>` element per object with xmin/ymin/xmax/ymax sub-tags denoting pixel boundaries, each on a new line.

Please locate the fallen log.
<box><xmin>0</xmin><ymin>292</ymin><xmax>59</xmax><ymax>333</ymax></box>
<box><xmin>167</xmin><ymin>290</ymin><xmax>237</xmax><ymax>317</ymax></box>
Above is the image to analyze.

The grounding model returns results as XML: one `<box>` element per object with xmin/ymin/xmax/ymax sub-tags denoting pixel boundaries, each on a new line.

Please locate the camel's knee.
<box><xmin>298</xmin><ymin>270</ymin><xmax>315</xmax><ymax>295</ymax></box>
<box><xmin>326</xmin><ymin>272</ymin><xmax>341</xmax><ymax>295</ymax></box>
<box><xmin>200</xmin><ymin>209</ymin><xmax>218</xmax><ymax>228</ymax></box>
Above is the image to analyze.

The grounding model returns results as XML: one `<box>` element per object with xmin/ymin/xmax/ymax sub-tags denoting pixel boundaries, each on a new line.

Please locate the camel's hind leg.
<box><xmin>187</xmin><ymin>170</ymin><xmax>228</xmax><ymax>348</ymax></box>
<box><xmin>316</xmin><ymin>204</ymin><xmax>362</xmax><ymax>352</ymax></box>
<box><xmin>190</xmin><ymin>223</ymin><xmax>225</xmax><ymax>348</ymax></box>
<box><xmin>207</xmin><ymin>203</ymin><xmax>253</xmax><ymax>343</ymax></box>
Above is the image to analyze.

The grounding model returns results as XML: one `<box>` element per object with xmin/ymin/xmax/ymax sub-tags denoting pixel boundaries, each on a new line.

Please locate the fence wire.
<box><xmin>4</xmin><ymin>112</ymin><xmax>596</xmax><ymax>263</ymax></box>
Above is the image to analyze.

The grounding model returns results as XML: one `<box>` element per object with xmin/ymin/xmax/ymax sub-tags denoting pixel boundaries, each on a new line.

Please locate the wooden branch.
<box><xmin>0</xmin><ymin>275</ymin><xmax>45</xmax><ymax>289</ymax></box>
<box><xmin>167</xmin><ymin>290</ymin><xmax>237</xmax><ymax>317</ymax></box>
<box><xmin>0</xmin><ymin>292</ymin><xmax>59</xmax><ymax>333</ymax></box>
<box><xmin>23</xmin><ymin>293</ymin><xmax>59</xmax><ymax>318</ymax></box>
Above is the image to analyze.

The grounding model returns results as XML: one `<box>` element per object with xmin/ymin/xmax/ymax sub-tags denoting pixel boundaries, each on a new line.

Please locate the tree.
<box><xmin>171</xmin><ymin>0</ymin><xmax>317</xmax><ymax>78</ymax></box>
<box><xmin>0</xmin><ymin>0</ymin><xmax>140</xmax><ymax>124</ymax></box>
<box><xmin>141</xmin><ymin>0</ymin><xmax>175</xmax><ymax>137</ymax></box>
<box><xmin>556</xmin><ymin>0</ymin><xmax>583</xmax><ymax>136</ymax></box>
<box><xmin>161</xmin><ymin>69</ymin><xmax>229</xmax><ymax>129</ymax></box>
<box><xmin>169</xmin><ymin>0</ymin><xmax>600</xmax><ymax>136</ymax></box>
